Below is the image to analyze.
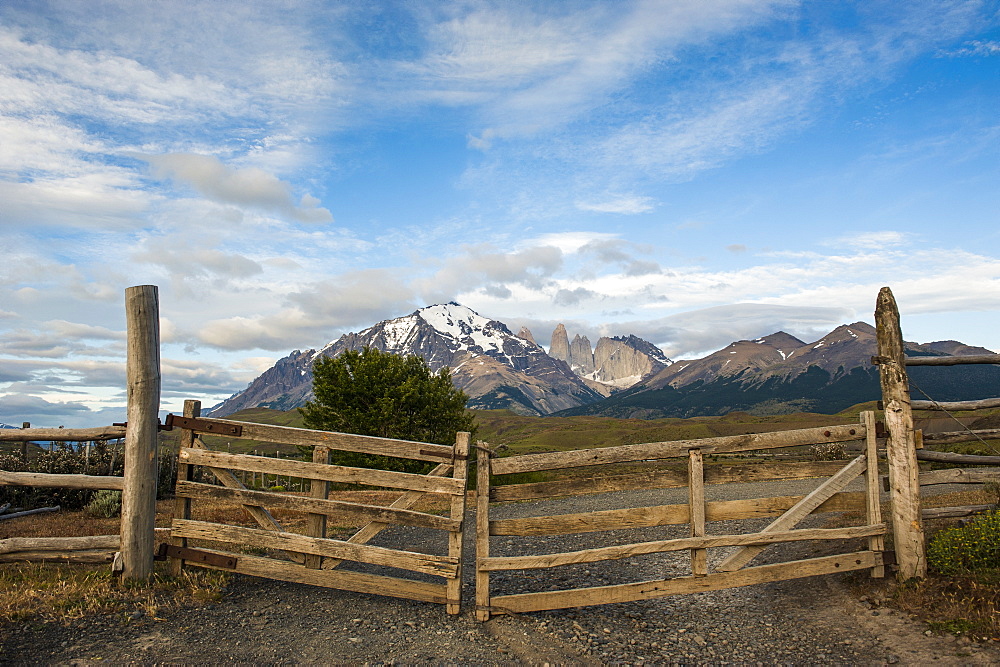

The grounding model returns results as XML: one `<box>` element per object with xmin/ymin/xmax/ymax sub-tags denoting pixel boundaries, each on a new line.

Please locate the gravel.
<box><xmin>3</xmin><ymin>479</ymin><xmax>998</xmax><ymax>664</ymax></box>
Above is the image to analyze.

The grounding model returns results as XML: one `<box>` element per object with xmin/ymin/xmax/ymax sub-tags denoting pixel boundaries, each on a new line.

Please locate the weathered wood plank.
<box><xmin>716</xmin><ymin>455</ymin><xmax>867</xmax><ymax>572</ymax></box>
<box><xmin>921</xmin><ymin>430</ymin><xmax>1000</xmax><ymax>446</ymax></box>
<box><xmin>184</xmin><ymin>546</ymin><xmax>449</xmax><ymax>604</ymax></box>
<box><xmin>688</xmin><ymin>449</ymin><xmax>707</xmax><ymax>576</ymax></box>
<box><xmin>489</xmin><ymin>492</ymin><xmax>867</xmax><ymax>536</ymax></box>
<box><xmin>0</xmin><ymin>550</ymin><xmax>117</xmax><ymax>563</ymax></box>
<box><xmin>171</xmin><ymin>400</ymin><xmax>199</xmax><ymax>576</ymax></box>
<box><xmin>447</xmin><ymin>432</ymin><xmax>471</xmax><ymax>614</ymax></box>
<box><xmin>170</xmin><ymin>520</ymin><xmax>458</xmax><ymax>578</ymax></box>
<box><xmin>876</xmin><ymin>286</ymin><xmax>926</xmax><ymax>580</ymax></box>
<box><xmin>0</xmin><ymin>426</ymin><xmax>126</xmax><ymax>442</ymax></box>
<box><xmin>491</xmin><ymin>424</ymin><xmax>866</xmax><ymax>475</ymax></box>
<box><xmin>915</xmin><ymin>450</ymin><xmax>1000</xmax><ymax>465</ymax></box>
<box><xmin>919</xmin><ymin>467</ymin><xmax>1000</xmax><ymax>486</ymax></box>
<box><xmin>490</xmin><ymin>461</ymin><xmax>849</xmax><ymax>502</ymax></box>
<box><xmin>922</xmin><ymin>504</ymin><xmax>994</xmax><ymax>520</ymax></box>
<box><xmin>479</xmin><ymin>525</ymin><xmax>885</xmax><ymax>571</ymax></box>
<box><xmin>911</xmin><ymin>398</ymin><xmax>1000</xmax><ymax>411</ymax></box>
<box><xmin>491</xmin><ymin>551</ymin><xmax>880</xmax><ymax>613</ymax></box>
<box><xmin>863</xmin><ymin>411</ymin><xmax>885</xmax><ymax>577</ymax></box>
<box><xmin>0</xmin><ymin>528</ymin><xmax>170</xmax><ymax>556</ymax></box>
<box><xmin>476</xmin><ymin>442</ymin><xmax>492</xmax><ymax>622</ymax></box>
<box><xmin>175</xmin><ymin>481</ymin><xmax>460</xmax><ymax>531</ymax></box>
<box><xmin>192</xmin><ymin>418</ymin><xmax>454</xmax><ymax>462</ymax></box>
<box><xmin>305</xmin><ymin>446</ymin><xmax>331</xmax><ymax>569</ymax></box>
<box><xmin>905</xmin><ymin>354</ymin><xmax>1000</xmax><ymax>366</ymax></box>
<box><xmin>179</xmin><ymin>448</ymin><xmax>464</xmax><ymax>495</ymax></box>
<box><xmin>0</xmin><ymin>470</ymin><xmax>123</xmax><ymax>490</ymax></box>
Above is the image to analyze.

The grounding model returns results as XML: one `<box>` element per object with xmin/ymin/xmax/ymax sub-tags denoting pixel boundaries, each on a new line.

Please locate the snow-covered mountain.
<box><xmin>209</xmin><ymin>303</ymin><xmax>610</xmax><ymax>417</ymax></box>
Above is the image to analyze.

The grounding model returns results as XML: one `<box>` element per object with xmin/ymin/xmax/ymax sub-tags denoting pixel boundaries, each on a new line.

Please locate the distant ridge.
<box><xmin>209</xmin><ymin>304</ymin><xmax>997</xmax><ymax>420</ymax></box>
<box><xmin>556</xmin><ymin>323</ymin><xmax>1000</xmax><ymax>418</ymax></box>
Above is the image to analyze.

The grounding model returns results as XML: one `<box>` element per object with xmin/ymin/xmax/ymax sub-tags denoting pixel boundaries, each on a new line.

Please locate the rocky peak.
<box><xmin>570</xmin><ymin>334</ymin><xmax>595</xmax><ymax>374</ymax></box>
<box><xmin>591</xmin><ymin>336</ymin><xmax>670</xmax><ymax>388</ymax></box>
<box><xmin>517</xmin><ymin>326</ymin><xmax>537</xmax><ymax>345</ymax></box>
<box><xmin>550</xmin><ymin>324</ymin><xmax>570</xmax><ymax>362</ymax></box>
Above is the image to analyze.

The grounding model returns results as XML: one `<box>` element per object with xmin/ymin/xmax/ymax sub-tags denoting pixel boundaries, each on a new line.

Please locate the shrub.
<box><xmin>927</xmin><ymin>510</ymin><xmax>1000</xmax><ymax>576</ymax></box>
<box><xmin>86</xmin><ymin>490</ymin><xmax>122</xmax><ymax>518</ymax></box>
<box><xmin>810</xmin><ymin>442</ymin><xmax>848</xmax><ymax>461</ymax></box>
<box><xmin>0</xmin><ymin>443</ymin><xmax>177</xmax><ymax>510</ymax></box>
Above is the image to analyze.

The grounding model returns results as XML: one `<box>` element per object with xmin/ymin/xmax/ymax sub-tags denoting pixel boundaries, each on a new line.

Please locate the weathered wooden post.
<box><xmin>447</xmin><ymin>431</ymin><xmax>471</xmax><ymax>615</ymax></box>
<box><xmin>874</xmin><ymin>286</ymin><xmax>926</xmax><ymax>580</ymax></box>
<box><xmin>475</xmin><ymin>442</ymin><xmax>492</xmax><ymax>621</ymax></box>
<box><xmin>120</xmin><ymin>285</ymin><xmax>161</xmax><ymax>581</ymax></box>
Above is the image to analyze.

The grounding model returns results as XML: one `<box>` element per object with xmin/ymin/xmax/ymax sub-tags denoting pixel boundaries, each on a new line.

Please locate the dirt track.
<box><xmin>3</xmin><ymin>480</ymin><xmax>999</xmax><ymax>664</ymax></box>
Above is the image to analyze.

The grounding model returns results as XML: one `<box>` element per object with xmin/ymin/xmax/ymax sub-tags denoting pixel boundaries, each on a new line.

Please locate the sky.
<box><xmin>1</xmin><ymin>0</ymin><xmax>999</xmax><ymax>427</ymax></box>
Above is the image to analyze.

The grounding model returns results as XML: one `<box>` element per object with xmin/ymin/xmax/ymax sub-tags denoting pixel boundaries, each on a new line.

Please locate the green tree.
<box><xmin>299</xmin><ymin>347</ymin><xmax>476</xmax><ymax>472</ymax></box>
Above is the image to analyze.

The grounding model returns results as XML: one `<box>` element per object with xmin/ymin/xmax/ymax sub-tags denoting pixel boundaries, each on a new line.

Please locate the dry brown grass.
<box><xmin>892</xmin><ymin>572</ymin><xmax>1000</xmax><ymax>641</ymax></box>
<box><xmin>0</xmin><ymin>561</ymin><xmax>227</xmax><ymax>625</ymax></box>
<box><xmin>0</xmin><ymin>487</ymin><xmax>454</xmax><ymax>625</ymax></box>
<box><xmin>839</xmin><ymin>487</ymin><xmax>1000</xmax><ymax>642</ymax></box>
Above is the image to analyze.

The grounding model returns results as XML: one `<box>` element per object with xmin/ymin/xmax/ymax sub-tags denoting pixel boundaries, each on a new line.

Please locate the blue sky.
<box><xmin>1</xmin><ymin>0</ymin><xmax>999</xmax><ymax>426</ymax></box>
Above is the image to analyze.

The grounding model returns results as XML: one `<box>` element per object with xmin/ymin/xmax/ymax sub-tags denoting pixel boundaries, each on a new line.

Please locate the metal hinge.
<box><xmin>163</xmin><ymin>414</ymin><xmax>243</xmax><ymax>436</ymax></box>
<box><xmin>157</xmin><ymin>543</ymin><xmax>238</xmax><ymax>569</ymax></box>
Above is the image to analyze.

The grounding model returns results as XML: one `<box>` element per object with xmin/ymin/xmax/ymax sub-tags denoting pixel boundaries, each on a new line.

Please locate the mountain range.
<box><xmin>209</xmin><ymin>304</ymin><xmax>1000</xmax><ymax>419</ymax></box>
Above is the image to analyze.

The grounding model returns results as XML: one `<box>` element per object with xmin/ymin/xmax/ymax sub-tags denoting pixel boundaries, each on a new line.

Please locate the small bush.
<box><xmin>810</xmin><ymin>442</ymin><xmax>848</xmax><ymax>461</ymax></box>
<box><xmin>0</xmin><ymin>443</ymin><xmax>176</xmax><ymax>510</ymax></box>
<box><xmin>86</xmin><ymin>490</ymin><xmax>122</xmax><ymax>518</ymax></box>
<box><xmin>927</xmin><ymin>510</ymin><xmax>1000</xmax><ymax>576</ymax></box>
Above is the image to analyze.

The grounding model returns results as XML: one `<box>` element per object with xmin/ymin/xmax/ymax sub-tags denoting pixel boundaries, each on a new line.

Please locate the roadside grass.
<box><xmin>0</xmin><ymin>562</ymin><xmax>227</xmax><ymax>625</ymax></box>
<box><xmin>1</xmin><ymin>499</ymin><xmax>226</xmax><ymax>625</ymax></box>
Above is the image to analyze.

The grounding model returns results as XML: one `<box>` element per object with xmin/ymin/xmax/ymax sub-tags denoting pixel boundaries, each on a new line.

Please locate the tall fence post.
<box><xmin>120</xmin><ymin>285</ymin><xmax>161</xmax><ymax>581</ymax></box>
<box><xmin>874</xmin><ymin>286</ymin><xmax>926</xmax><ymax>580</ymax></box>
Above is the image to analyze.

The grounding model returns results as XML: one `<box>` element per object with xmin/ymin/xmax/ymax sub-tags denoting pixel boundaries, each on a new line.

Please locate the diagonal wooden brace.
<box><xmin>716</xmin><ymin>454</ymin><xmax>868</xmax><ymax>572</ymax></box>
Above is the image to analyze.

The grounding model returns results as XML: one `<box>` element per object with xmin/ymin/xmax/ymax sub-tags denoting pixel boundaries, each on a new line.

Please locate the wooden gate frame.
<box><xmin>169</xmin><ymin>401</ymin><xmax>470</xmax><ymax>614</ymax></box>
<box><xmin>475</xmin><ymin>412</ymin><xmax>887</xmax><ymax>620</ymax></box>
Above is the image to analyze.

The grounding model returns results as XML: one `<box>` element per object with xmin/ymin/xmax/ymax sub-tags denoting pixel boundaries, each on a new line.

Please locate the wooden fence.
<box><xmin>474</xmin><ymin>412</ymin><xmax>888</xmax><ymax>619</ymax></box>
<box><xmin>168</xmin><ymin>401</ymin><xmax>471</xmax><ymax>614</ymax></box>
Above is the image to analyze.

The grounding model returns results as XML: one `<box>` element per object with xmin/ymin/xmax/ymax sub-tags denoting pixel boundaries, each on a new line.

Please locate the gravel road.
<box><xmin>3</xmin><ymin>479</ymin><xmax>999</xmax><ymax>665</ymax></box>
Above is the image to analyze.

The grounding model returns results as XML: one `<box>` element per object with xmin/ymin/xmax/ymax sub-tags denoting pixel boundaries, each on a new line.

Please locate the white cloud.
<box><xmin>939</xmin><ymin>40</ymin><xmax>1000</xmax><ymax>57</ymax></box>
<box><xmin>834</xmin><ymin>231</ymin><xmax>909</xmax><ymax>249</ymax></box>
<box><xmin>141</xmin><ymin>153</ymin><xmax>333</xmax><ymax>223</ymax></box>
<box><xmin>575</xmin><ymin>195</ymin><xmax>655</xmax><ymax>214</ymax></box>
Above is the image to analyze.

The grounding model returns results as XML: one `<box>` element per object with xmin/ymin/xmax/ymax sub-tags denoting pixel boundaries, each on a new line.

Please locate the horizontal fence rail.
<box><xmin>0</xmin><ymin>426</ymin><xmax>126</xmax><ymax>442</ymax></box>
<box><xmin>176</xmin><ymin>416</ymin><xmax>455</xmax><ymax>463</ymax></box>
<box><xmin>0</xmin><ymin>470</ymin><xmax>124</xmax><ymax>490</ymax></box>
<box><xmin>490</xmin><ymin>424</ymin><xmax>866</xmax><ymax>475</ymax></box>
<box><xmin>912</xmin><ymin>398</ymin><xmax>1000</xmax><ymax>411</ymax></box>
<box><xmin>904</xmin><ymin>354</ymin><xmax>1000</xmax><ymax>366</ymax></box>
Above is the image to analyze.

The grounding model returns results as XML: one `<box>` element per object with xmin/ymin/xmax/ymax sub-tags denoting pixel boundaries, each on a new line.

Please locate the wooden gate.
<box><xmin>168</xmin><ymin>401</ymin><xmax>470</xmax><ymax>614</ymax></box>
<box><xmin>474</xmin><ymin>412</ymin><xmax>887</xmax><ymax>619</ymax></box>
